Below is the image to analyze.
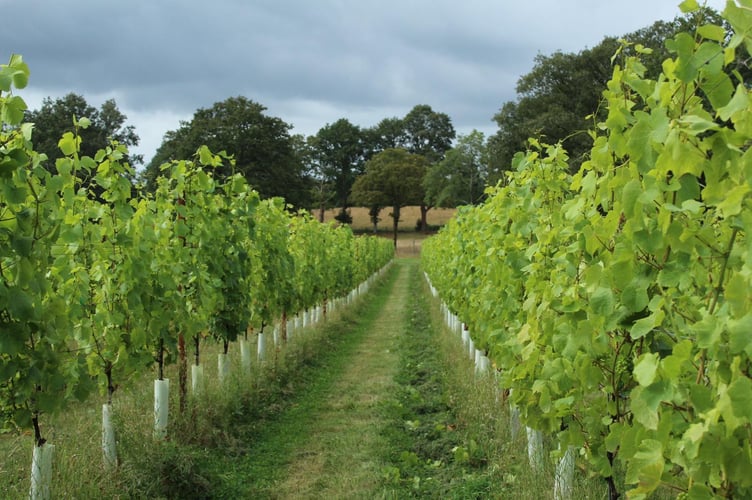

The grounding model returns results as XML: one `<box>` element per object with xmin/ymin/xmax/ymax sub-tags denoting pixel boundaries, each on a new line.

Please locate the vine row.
<box><xmin>423</xmin><ymin>4</ymin><xmax>752</xmax><ymax>498</ymax></box>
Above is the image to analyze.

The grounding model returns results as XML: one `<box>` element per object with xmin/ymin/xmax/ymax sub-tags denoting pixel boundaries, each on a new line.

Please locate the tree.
<box><xmin>368</xmin><ymin>204</ymin><xmax>382</xmax><ymax>234</ymax></box>
<box><xmin>350</xmin><ymin>148</ymin><xmax>427</xmax><ymax>247</ymax></box>
<box><xmin>488</xmin><ymin>8</ymin><xmax>729</xmax><ymax>176</ymax></box>
<box><xmin>367</xmin><ymin>116</ymin><xmax>405</xmax><ymax>154</ymax></box>
<box><xmin>302</xmin><ymin>135</ymin><xmax>334</xmax><ymax>222</ymax></box>
<box><xmin>490</xmin><ymin>41</ymin><xmax>619</xmax><ymax>176</ymax></box>
<box><xmin>308</xmin><ymin>118</ymin><xmax>367</xmax><ymax>221</ymax></box>
<box><xmin>424</xmin><ymin>130</ymin><xmax>488</xmax><ymax>208</ymax></box>
<box><xmin>26</xmin><ymin>93</ymin><xmax>141</xmax><ymax>172</ymax></box>
<box><xmin>401</xmin><ymin>104</ymin><xmax>455</xmax><ymax>163</ymax></box>
<box><xmin>400</xmin><ymin>104</ymin><xmax>455</xmax><ymax>232</ymax></box>
<box><xmin>142</xmin><ymin>96</ymin><xmax>310</xmax><ymax>207</ymax></box>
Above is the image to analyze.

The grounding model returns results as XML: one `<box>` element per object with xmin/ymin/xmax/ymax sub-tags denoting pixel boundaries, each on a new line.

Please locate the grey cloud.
<box><xmin>0</xmin><ymin>0</ymin><xmax>727</xmax><ymax>163</ymax></box>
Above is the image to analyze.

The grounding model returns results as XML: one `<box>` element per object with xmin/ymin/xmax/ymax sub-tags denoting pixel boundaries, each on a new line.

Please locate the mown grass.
<box><xmin>271</xmin><ymin>261</ymin><xmax>409</xmax><ymax>498</ymax></box>
<box><xmin>195</xmin><ymin>263</ymin><xmax>400</xmax><ymax>498</ymax></box>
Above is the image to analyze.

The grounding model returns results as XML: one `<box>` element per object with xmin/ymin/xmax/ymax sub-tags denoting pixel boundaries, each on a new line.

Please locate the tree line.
<box><xmin>24</xmin><ymin>8</ymin><xmax>732</xmax><ymax>242</ymax></box>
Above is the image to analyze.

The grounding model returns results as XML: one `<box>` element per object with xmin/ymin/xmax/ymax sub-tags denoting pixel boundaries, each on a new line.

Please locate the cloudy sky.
<box><xmin>1</xmin><ymin>0</ymin><xmax>727</xmax><ymax>165</ymax></box>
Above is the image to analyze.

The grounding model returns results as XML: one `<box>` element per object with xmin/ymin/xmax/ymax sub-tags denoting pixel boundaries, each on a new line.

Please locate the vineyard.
<box><xmin>0</xmin><ymin>54</ymin><xmax>393</xmax><ymax>498</ymax></box>
<box><xmin>5</xmin><ymin>2</ymin><xmax>752</xmax><ymax>499</ymax></box>
<box><xmin>423</xmin><ymin>2</ymin><xmax>752</xmax><ymax>498</ymax></box>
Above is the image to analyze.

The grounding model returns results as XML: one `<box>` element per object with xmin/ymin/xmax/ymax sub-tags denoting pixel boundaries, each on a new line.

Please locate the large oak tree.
<box><xmin>308</xmin><ymin>118</ymin><xmax>368</xmax><ymax>221</ymax></box>
<box><xmin>143</xmin><ymin>96</ymin><xmax>309</xmax><ymax>207</ymax></box>
<box><xmin>26</xmin><ymin>93</ymin><xmax>141</xmax><ymax>173</ymax></box>
<box><xmin>488</xmin><ymin>8</ymin><xmax>729</xmax><ymax>177</ymax></box>
<box><xmin>350</xmin><ymin>148</ymin><xmax>428</xmax><ymax>246</ymax></box>
<box><xmin>423</xmin><ymin>130</ymin><xmax>488</xmax><ymax>208</ymax></box>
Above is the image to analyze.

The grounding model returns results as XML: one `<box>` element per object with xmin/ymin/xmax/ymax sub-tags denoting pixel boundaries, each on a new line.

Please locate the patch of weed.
<box><xmin>379</xmin><ymin>261</ymin><xmax>503</xmax><ymax>498</ymax></box>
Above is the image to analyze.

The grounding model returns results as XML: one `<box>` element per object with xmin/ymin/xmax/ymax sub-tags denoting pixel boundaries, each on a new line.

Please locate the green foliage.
<box><xmin>488</xmin><ymin>7</ymin><xmax>730</xmax><ymax>176</ymax></box>
<box><xmin>251</xmin><ymin>197</ymin><xmax>296</xmax><ymax>326</ymax></box>
<box><xmin>0</xmin><ymin>55</ymin><xmax>393</xmax><ymax>443</ymax></box>
<box><xmin>25</xmin><ymin>93</ymin><xmax>141</xmax><ymax>170</ymax></box>
<box><xmin>0</xmin><ymin>55</ymin><xmax>94</xmax><ymax>438</ymax></box>
<box><xmin>319</xmin><ymin>105</ymin><xmax>456</xmax><ymax>234</ymax></box>
<box><xmin>365</xmin><ymin>106</ymin><xmax>456</xmax><ymax>163</ymax></box>
<box><xmin>143</xmin><ymin>96</ymin><xmax>309</xmax><ymax>207</ymax></box>
<box><xmin>423</xmin><ymin>6</ymin><xmax>752</xmax><ymax>498</ymax></box>
<box><xmin>351</xmin><ymin>148</ymin><xmax>428</xmax><ymax>245</ymax></box>
<box><xmin>309</xmin><ymin>118</ymin><xmax>368</xmax><ymax>210</ymax></box>
<box><xmin>61</xmin><ymin>137</ymin><xmax>154</xmax><ymax>402</ymax></box>
<box><xmin>210</xmin><ymin>173</ymin><xmax>261</xmax><ymax>346</ymax></box>
<box><xmin>423</xmin><ymin>129</ymin><xmax>489</xmax><ymax>207</ymax></box>
<box><xmin>399</xmin><ymin>104</ymin><xmax>456</xmax><ymax>163</ymax></box>
<box><xmin>368</xmin><ymin>116</ymin><xmax>406</xmax><ymax>152</ymax></box>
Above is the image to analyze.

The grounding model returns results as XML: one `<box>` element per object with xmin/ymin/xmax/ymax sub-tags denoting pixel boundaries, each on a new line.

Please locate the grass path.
<box><xmin>273</xmin><ymin>260</ymin><xmax>410</xmax><ymax>498</ymax></box>
<box><xmin>200</xmin><ymin>257</ymin><xmax>613</xmax><ymax>499</ymax></box>
<box><xmin>0</xmin><ymin>256</ymin><xmax>610</xmax><ymax>498</ymax></box>
<box><xmin>201</xmin><ymin>260</ymin><xmax>411</xmax><ymax>498</ymax></box>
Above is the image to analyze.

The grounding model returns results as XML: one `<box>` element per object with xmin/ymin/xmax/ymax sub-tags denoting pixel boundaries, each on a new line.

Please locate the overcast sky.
<box><xmin>1</xmin><ymin>0</ymin><xmax>727</xmax><ymax>165</ymax></box>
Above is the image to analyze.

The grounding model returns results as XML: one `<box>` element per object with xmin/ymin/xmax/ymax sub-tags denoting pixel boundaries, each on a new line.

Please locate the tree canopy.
<box><xmin>399</xmin><ymin>104</ymin><xmax>456</xmax><ymax>163</ymax></box>
<box><xmin>350</xmin><ymin>148</ymin><xmax>428</xmax><ymax>245</ymax></box>
<box><xmin>25</xmin><ymin>93</ymin><xmax>141</xmax><ymax>171</ymax></box>
<box><xmin>143</xmin><ymin>96</ymin><xmax>310</xmax><ymax>207</ymax></box>
<box><xmin>368</xmin><ymin>116</ymin><xmax>405</xmax><ymax>153</ymax></box>
<box><xmin>423</xmin><ymin>130</ymin><xmax>488</xmax><ymax>208</ymax></box>
<box><xmin>361</xmin><ymin>104</ymin><xmax>456</xmax><ymax>230</ymax></box>
<box><xmin>487</xmin><ymin>7</ymin><xmax>728</xmax><ymax>176</ymax></box>
<box><xmin>365</xmin><ymin>105</ymin><xmax>456</xmax><ymax>161</ymax></box>
<box><xmin>308</xmin><ymin>104</ymin><xmax>455</xmax><ymax>228</ymax></box>
<box><xmin>308</xmin><ymin>118</ymin><xmax>368</xmax><ymax>220</ymax></box>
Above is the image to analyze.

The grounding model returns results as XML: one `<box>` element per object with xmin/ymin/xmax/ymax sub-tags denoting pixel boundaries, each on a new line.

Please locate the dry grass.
<box><xmin>319</xmin><ymin>206</ymin><xmax>456</xmax><ymax>232</ymax></box>
<box><xmin>394</xmin><ymin>233</ymin><xmax>429</xmax><ymax>257</ymax></box>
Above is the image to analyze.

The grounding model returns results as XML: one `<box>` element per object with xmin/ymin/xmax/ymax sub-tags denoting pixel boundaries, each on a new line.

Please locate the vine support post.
<box><xmin>29</xmin><ymin>411</ymin><xmax>54</xmax><ymax>500</ymax></box>
<box><xmin>217</xmin><ymin>354</ymin><xmax>228</xmax><ymax>384</ymax></box>
<box><xmin>191</xmin><ymin>364</ymin><xmax>204</xmax><ymax>395</ymax></box>
<box><xmin>257</xmin><ymin>330</ymin><xmax>266</xmax><ymax>362</ymax></box>
<box><xmin>191</xmin><ymin>334</ymin><xmax>203</xmax><ymax>395</ymax></box>
<box><xmin>509</xmin><ymin>390</ymin><xmax>521</xmax><ymax>440</ymax></box>
<box><xmin>154</xmin><ymin>338</ymin><xmax>169</xmax><ymax>440</ymax></box>
<box><xmin>102</xmin><ymin>403</ymin><xmax>117</xmax><ymax>469</ymax></box>
<box><xmin>240</xmin><ymin>338</ymin><xmax>252</xmax><ymax>375</ymax></box>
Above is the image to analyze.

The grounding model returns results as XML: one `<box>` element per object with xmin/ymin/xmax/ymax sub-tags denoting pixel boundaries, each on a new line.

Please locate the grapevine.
<box><xmin>423</xmin><ymin>4</ymin><xmax>752</xmax><ymax>498</ymax></box>
<box><xmin>0</xmin><ymin>52</ymin><xmax>394</xmax><ymax>494</ymax></box>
